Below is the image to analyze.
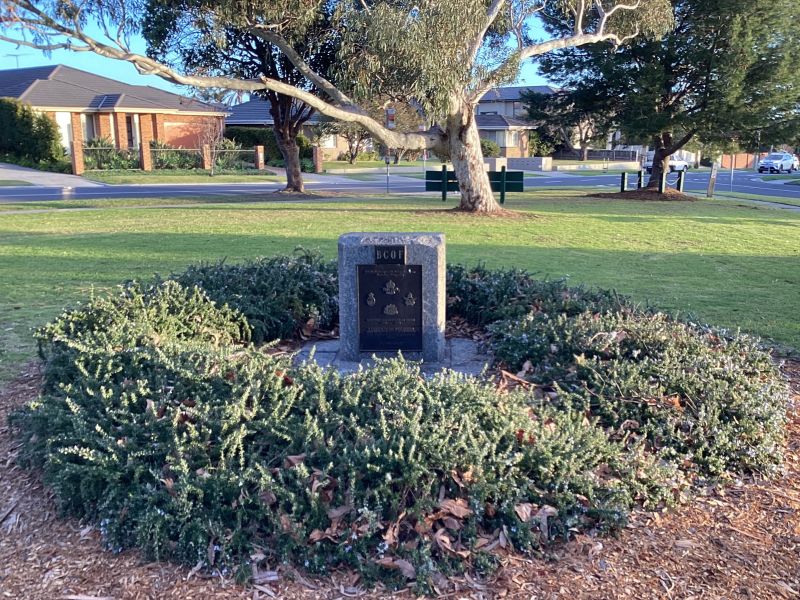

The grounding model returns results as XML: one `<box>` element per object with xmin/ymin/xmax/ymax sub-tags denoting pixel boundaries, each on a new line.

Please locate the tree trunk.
<box><xmin>647</xmin><ymin>135</ymin><xmax>671</xmax><ymax>189</ymax></box>
<box><xmin>580</xmin><ymin>145</ymin><xmax>589</xmax><ymax>161</ymax></box>
<box><xmin>446</xmin><ymin>109</ymin><xmax>501</xmax><ymax>213</ymax></box>
<box><xmin>274</xmin><ymin>127</ymin><xmax>304</xmax><ymax>192</ymax></box>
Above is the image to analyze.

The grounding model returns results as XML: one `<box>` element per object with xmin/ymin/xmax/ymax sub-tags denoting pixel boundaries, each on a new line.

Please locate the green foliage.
<box><xmin>150</xmin><ymin>140</ymin><xmax>202</xmax><ymax>170</ymax></box>
<box><xmin>171</xmin><ymin>251</ymin><xmax>337</xmax><ymax>344</ymax></box>
<box><xmin>9</xmin><ymin>256</ymin><xmax>790</xmax><ymax>587</ymax></box>
<box><xmin>35</xmin><ymin>280</ymin><xmax>249</xmax><ymax>392</ymax></box>
<box><xmin>0</xmin><ymin>151</ymin><xmax>71</xmax><ymax>173</ymax></box>
<box><xmin>11</xmin><ymin>346</ymin><xmax>671</xmax><ymax>585</ymax></box>
<box><xmin>0</xmin><ymin>97</ymin><xmax>64</xmax><ymax>162</ymax></box>
<box><xmin>490</xmin><ymin>311</ymin><xmax>789</xmax><ymax>476</ymax></box>
<box><xmin>479</xmin><ymin>138</ymin><xmax>500</xmax><ymax>158</ymax></box>
<box><xmin>84</xmin><ymin>137</ymin><xmax>139</xmax><ymax>170</ymax></box>
<box><xmin>527</xmin><ymin>130</ymin><xmax>555</xmax><ymax>157</ymax></box>
<box><xmin>446</xmin><ymin>264</ymin><xmax>629</xmax><ymax>326</ymax></box>
<box><xmin>224</xmin><ymin>127</ymin><xmax>282</xmax><ymax>161</ymax></box>
<box><xmin>296</xmin><ymin>133</ymin><xmax>313</xmax><ymax>159</ymax></box>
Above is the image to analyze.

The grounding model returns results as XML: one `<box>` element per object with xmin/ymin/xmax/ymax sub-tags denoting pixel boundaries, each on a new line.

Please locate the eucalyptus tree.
<box><xmin>0</xmin><ymin>0</ymin><xmax>673</xmax><ymax>212</ymax></box>
<box><xmin>537</xmin><ymin>0</ymin><xmax>800</xmax><ymax>186</ymax></box>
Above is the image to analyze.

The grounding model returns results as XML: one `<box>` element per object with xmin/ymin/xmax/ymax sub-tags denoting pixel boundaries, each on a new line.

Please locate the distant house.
<box><xmin>473</xmin><ymin>86</ymin><xmax>555</xmax><ymax>158</ymax></box>
<box><xmin>0</xmin><ymin>64</ymin><xmax>225</xmax><ymax>172</ymax></box>
<box><xmin>475</xmin><ymin>114</ymin><xmax>535</xmax><ymax>159</ymax></box>
<box><xmin>477</xmin><ymin>85</ymin><xmax>555</xmax><ymax>119</ymax></box>
<box><xmin>226</xmin><ymin>97</ymin><xmax>349</xmax><ymax>160</ymax></box>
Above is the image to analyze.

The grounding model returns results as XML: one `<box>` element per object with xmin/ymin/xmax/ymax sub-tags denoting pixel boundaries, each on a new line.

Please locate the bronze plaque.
<box><xmin>357</xmin><ymin>264</ymin><xmax>422</xmax><ymax>352</ymax></box>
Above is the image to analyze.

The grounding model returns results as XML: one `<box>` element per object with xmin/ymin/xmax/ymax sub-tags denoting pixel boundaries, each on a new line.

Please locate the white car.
<box><xmin>758</xmin><ymin>152</ymin><xmax>795</xmax><ymax>173</ymax></box>
<box><xmin>644</xmin><ymin>156</ymin><xmax>689</xmax><ymax>173</ymax></box>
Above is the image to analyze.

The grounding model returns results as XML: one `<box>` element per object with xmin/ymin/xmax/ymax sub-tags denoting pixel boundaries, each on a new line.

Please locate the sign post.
<box><xmin>707</xmin><ymin>163</ymin><xmax>719</xmax><ymax>198</ymax></box>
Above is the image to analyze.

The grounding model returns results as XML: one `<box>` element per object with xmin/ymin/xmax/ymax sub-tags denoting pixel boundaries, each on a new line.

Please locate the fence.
<box><xmin>151</xmin><ymin>147</ymin><xmax>202</xmax><ymax>170</ymax></box>
<box><xmin>214</xmin><ymin>148</ymin><xmax>256</xmax><ymax>171</ymax></box>
<box><xmin>83</xmin><ymin>146</ymin><xmax>139</xmax><ymax>171</ymax></box>
<box><xmin>553</xmin><ymin>149</ymin><xmax>639</xmax><ymax>161</ymax></box>
<box><xmin>81</xmin><ymin>144</ymin><xmax>261</xmax><ymax>173</ymax></box>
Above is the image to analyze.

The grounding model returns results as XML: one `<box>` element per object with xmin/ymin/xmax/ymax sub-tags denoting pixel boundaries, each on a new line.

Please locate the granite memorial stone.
<box><xmin>338</xmin><ymin>232</ymin><xmax>445</xmax><ymax>362</ymax></box>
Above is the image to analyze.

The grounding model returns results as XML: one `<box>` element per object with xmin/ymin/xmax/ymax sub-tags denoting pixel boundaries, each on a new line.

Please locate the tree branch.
<box><xmin>247</xmin><ymin>26</ymin><xmax>354</xmax><ymax>106</ymax></box>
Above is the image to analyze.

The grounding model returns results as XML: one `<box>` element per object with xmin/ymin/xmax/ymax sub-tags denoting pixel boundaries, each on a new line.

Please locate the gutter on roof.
<box><xmin>21</xmin><ymin>105</ymin><xmax>228</xmax><ymax>116</ymax></box>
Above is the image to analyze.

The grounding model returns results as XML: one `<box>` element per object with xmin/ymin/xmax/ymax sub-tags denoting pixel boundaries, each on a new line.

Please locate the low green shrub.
<box><xmin>0</xmin><ymin>152</ymin><xmax>72</xmax><ymax>173</ymax></box>
<box><xmin>150</xmin><ymin>140</ymin><xmax>202</xmax><ymax>170</ymax></box>
<box><xmin>447</xmin><ymin>264</ymin><xmax>630</xmax><ymax>326</ymax></box>
<box><xmin>84</xmin><ymin>137</ymin><xmax>139</xmax><ymax>170</ymax></box>
<box><xmin>224</xmin><ymin>126</ymin><xmax>282</xmax><ymax>161</ymax></box>
<box><xmin>490</xmin><ymin>311</ymin><xmax>789</xmax><ymax>476</ymax></box>
<box><xmin>11</xmin><ymin>351</ymin><xmax>671</xmax><ymax>587</ymax></box>
<box><xmin>35</xmin><ymin>280</ymin><xmax>249</xmax><ymax>392</ymax></box>
<box><xmin>480</xmin><ymin>139</ymin><xmax>500</xmax><ymax>158</ymax></box>
<box><xmin>171</xmin><ymin>251</ymin><xmax>338</xmax><ymax>344</ymax></box>
<box><xmin>10</xmin><ymin>256</ymin><xmax>789</xmax><ymax>589</ymax></box>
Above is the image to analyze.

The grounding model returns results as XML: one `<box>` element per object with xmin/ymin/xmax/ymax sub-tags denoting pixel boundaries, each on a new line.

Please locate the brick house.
<box><xmin>0</xmin><ymin>64</ymin><xmax>226</xmax><ymax>173</ymax></box>
<box><xmin>475</xmin><ymin>86</ymin><xmax>554</xmax><ymax>158</ymax></box>
<box><xmin>225</xmin><ymin>97</ymin><xmax>350</xmax><ymax>160</ymax></box>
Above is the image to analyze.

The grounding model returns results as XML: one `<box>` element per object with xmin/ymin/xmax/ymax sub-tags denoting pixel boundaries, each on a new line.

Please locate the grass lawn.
<box><xmin>0</xmin><ymin>180</ymin><xmax>33</xmax><ymax>186</ymax></box>
<box><xmin>1</xmin><ymin>191</ymin><xmax>798</xmax><ymax>382</ymax></box>
<box><xmin>711</xmin><ymin>191</ymin><xmax>800</xmax><ymax>208</ymax></box>
<box><xmin>762</xmin><ymin>173</ymin><xmax>800</xmax><ymax>181</ymax></box>
<box><xmin>323</xmin><ymin>160</ymin><xmax>437</xmax><ymax>171</ymax></box>
<box><xmin>83</xmin><ymin>169</ymin><xmax>284</xmax><ymax>184</ymax></box>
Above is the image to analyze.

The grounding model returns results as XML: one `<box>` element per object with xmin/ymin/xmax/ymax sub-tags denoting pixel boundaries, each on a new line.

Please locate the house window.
<box><xmin>320</xmin><ymin>134</ymin><xmax>337</xmax><ymax>149</ymax></box>
<box><xmin>508</xmin><ymin>131</ymin><xmax>520</xmax><ymax>147</ymax></box>
<box><xmin>512</xmin><ymin>102</ymin><xmax>522</xmax><ymax>117</ymax></box>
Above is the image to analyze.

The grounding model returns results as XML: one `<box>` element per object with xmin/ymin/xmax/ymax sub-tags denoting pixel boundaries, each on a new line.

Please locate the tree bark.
<box><xmin>446</xmin><ymin>109</ymin><xmax>501</xmax><ymax>213</ymax></box>
<box><xmin>647</xmin><ymin>133</ymin><xmax>671</xmax><ymax>188</ymax></box>
<box><xmin>581</xmin><ymin>145</ymin><xmax>589</xmax><ymax>161</ymax></box>
<box><xmin>274</xmin><ymin>126</ymin><xmax>304</xmax><ymax>192</ymax></box>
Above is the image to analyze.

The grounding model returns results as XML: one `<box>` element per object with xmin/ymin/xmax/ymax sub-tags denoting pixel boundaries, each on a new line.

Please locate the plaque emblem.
<box><xmin>404</xmin><ymin>292</ymin><xmax>416</xmax><ymax>307</ymax></box>
<box><xmin>383</xmin><ymin>303</ymin><xmax>399</xmax><ymax>316</ymax></box>
<box><xmin>366</xmin><ymin>292</ymin><xmax>376</xmax><ymax>306</ymax></box>
<box><xmin>383</xmin><ymin>280</ymin><xmax>398</xmax><ymax>295</ymax></box>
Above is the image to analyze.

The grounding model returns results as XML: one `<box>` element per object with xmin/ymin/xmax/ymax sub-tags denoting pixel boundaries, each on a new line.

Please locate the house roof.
<box><xmin>479</xmin><ymin>85</ymin><xmax>556</xmax><ymax>102</ymax></box>
<box><xmin>475</xmin><ymin>114</ymin><xmax>533</xmax><ymax>130</ymax></box>
<box><xmin>225</xmin><ymin>97</ymin><xmax>325</xmax><ymax>126</ymax></box>
<box><xmin>0</xmin><ymin>64</ymin><xmax>224</xmax><ymax>114</ymax></box>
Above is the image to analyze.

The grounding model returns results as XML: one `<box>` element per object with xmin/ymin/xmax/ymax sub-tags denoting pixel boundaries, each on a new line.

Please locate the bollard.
<box><xmin>441</xmin><ymin>164</ymin><xmax>447</xmax><ymax>202</ymax></box>
<box><xmin>677</xmin><ymin>169</ymin><xmax>685</xmax><ymax>192</ymax></box>
<box><xmin>500</xmin><ymin>166</ymin><xmax>507</xmax><ymax>204</ymax></box>
<box><xmin>658</xmin><ymin>171</ymin><xmax>667</xmax><ymax>193</ymax></box>
<box><xmin>637</xmin><ymin>170</ymin><xmax>644</xmax><ymax>189</ymax></box>
<box><xmin>620</xmin><ymin>172</ymin><xmax>628</xmax><ymax>192</ymax></box>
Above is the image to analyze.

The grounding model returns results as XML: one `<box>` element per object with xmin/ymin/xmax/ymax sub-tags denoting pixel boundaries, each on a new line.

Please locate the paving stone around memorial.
<box><xmin>294</xmin><ymin>336</ymin><xmax>491</xmax><ymax>376</ymax></box>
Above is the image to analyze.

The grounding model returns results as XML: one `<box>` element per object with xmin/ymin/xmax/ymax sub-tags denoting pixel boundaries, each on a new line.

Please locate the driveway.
<box><xmin>0</xmin><ymin>162</ymin><xmax>103</xmax><ymax>187</ymax></box>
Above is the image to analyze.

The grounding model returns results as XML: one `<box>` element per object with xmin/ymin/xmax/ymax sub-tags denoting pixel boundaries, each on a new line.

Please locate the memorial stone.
<box><xmin>338</xmin><ymin>232</ymin><xmax>445</xmax><ymax>362</ymax></box>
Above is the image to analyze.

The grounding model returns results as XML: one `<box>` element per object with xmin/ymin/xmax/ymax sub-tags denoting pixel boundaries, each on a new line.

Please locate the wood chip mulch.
<box><xmin>1</xmin><ymin>360</ymin><xmax>798</xmax><ymax>600</ymax></box>
<box><xmin>592</xmin><ymin>188</ymin><xmax>698</xmax><ymax>202</ymax></box>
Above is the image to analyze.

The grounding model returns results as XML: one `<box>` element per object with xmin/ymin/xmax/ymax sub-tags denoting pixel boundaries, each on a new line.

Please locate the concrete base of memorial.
<box><xmin>294</xmin><ymin>337</ymin><xmax>491</xmax><ymax>376</ymax></box>
<box><xmin>338</xmin><ymin>232</ymin><xmax>446</xmax><ymax>362</ymax></box>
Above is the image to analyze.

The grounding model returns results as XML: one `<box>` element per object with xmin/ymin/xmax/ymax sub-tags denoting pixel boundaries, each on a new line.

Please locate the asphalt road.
<box><xmin>0</xmin><ymin>169</ymin><xmax>798</xmax><ymax>205</ymax></box>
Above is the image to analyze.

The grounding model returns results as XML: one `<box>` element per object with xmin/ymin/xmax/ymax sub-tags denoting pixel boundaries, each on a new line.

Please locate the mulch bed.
<box><xmin>1</xmin><ymin>359</ymin><xmax>798</xmax><ymax>600</ymax></box>
<box><xmin>592</xmin><ymin>188</ymin><xmax>698</xmax><ymax>202</ymax></box>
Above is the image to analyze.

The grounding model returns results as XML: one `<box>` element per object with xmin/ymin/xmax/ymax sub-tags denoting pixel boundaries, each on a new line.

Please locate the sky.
<box><xmin>0</xmin><ymin>26</ymin><xmax>552</xmax><ymax>98</ymax></box>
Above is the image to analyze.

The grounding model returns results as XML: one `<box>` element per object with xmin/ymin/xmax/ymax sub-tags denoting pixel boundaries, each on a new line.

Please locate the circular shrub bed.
<box><xmin>10</xmin><ymin>254</ymin><xmax>789</xmax><ymax>591</ymax></box>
